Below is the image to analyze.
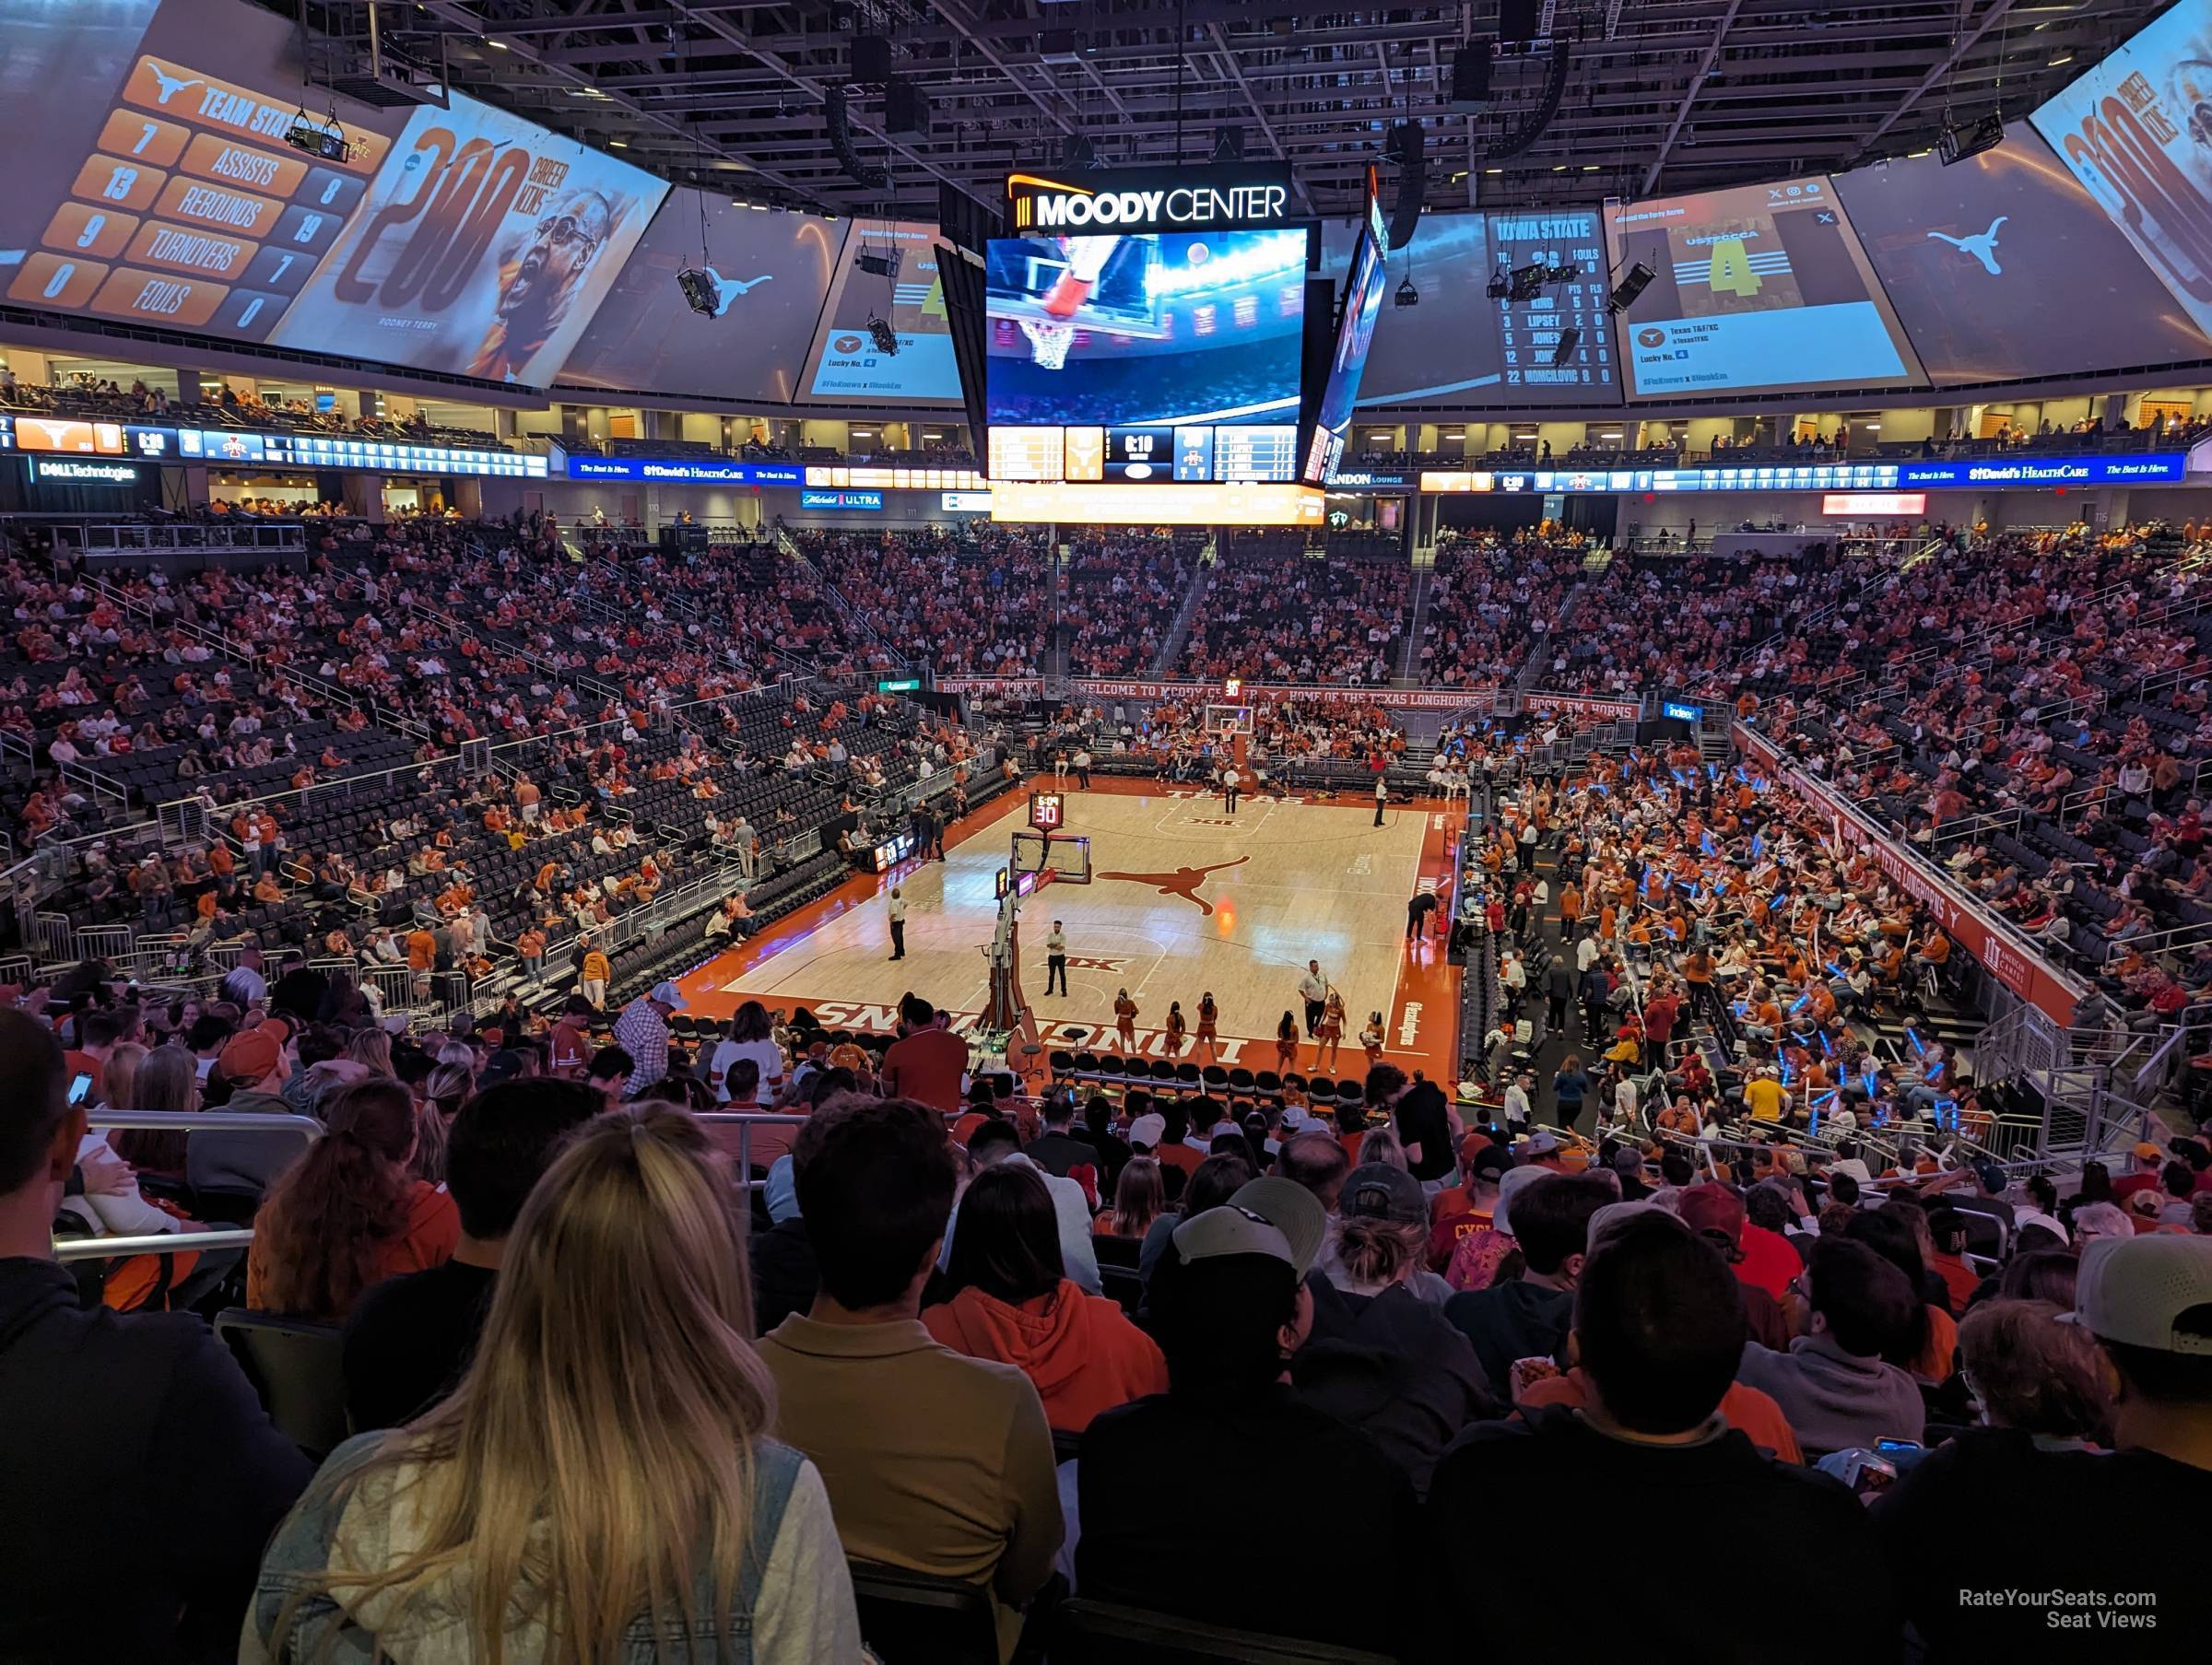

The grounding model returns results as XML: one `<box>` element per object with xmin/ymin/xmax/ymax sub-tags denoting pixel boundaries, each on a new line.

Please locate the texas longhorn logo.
<box><xmin>1096</xmin><ymin>855</ymin><xmax>1251</xmax><ymax>916</ymax></box>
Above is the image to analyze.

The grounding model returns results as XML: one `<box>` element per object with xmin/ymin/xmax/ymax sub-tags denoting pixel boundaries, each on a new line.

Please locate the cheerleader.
<box><xmin>1195</xmin><ymin>991</ymin><xmax>1219</xmax><ymax>1063</ymax></box>
<box><xmin>1112</xmin><ymin>988</ymin><xmax>1139</xmax><ymax>1052</ymax></box>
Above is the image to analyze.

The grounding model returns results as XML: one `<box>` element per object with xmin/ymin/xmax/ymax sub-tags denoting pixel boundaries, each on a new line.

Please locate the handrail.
<box><xmin>54</xmin><ymin>1227</ymin><xmax>255</xmax><ymax>1262</ymax></box>
<box><xmin>691</xmin><ymin>1110</ymin><xmax>811</xmax><ymax>1191</ymax></box>
<box><xmin>88</xmin><ymin>1109</ymin><xmax>324</xmax><ymax>1135</ymax></box>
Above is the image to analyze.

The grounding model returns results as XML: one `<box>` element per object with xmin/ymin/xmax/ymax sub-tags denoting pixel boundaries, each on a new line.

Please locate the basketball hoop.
<box><xmin>1018</xmin><ymin>317</ymin><xmax>1076</xmax><ymax>371</ymax></box>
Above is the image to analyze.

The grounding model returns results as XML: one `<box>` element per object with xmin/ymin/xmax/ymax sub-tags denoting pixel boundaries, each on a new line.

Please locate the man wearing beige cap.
<box><xmin>1874</xmin><ymin>1235</ymin><xmax>2212</xmax><ymax>1654</ymax></box>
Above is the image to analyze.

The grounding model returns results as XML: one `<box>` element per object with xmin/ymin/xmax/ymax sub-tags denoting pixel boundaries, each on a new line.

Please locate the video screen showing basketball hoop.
<box><xmin>1604</xmin><ymin>178</ymin><xmax>1924</xmax><ymax>398</ymax></box>
<box><xmin>985</xmin><ymin>229</ymin><xmax>1310</xmax><ymax>423</ymax></box>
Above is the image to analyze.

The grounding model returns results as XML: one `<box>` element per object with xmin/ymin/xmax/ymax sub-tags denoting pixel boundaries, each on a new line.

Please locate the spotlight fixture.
<box><xmin>866</xmin><ymin>314</ymin><xmax>900</xmax><ymax>355</ymax></box>
<box><xmin>284</xmin><ymin>114</ymin><xmax>351</xmax><ymax>163</ymax></box>
<box><xmin>1550</xmin><ymin>326</ymin><xmax>1581</xmax><ymax>368</ymax></box>
<box><xmin>675</xmin><ymin>266</ymin><xmax>722</xmax><ymax>317</ymax></box>
<box><xmin>1938</xmin><ymin>110</ymin><xmax>2005</xmax><ymax>166</ymax></box>
<box><xmin>1486</xmin><ymin>266</ymin><xmax>1511</xmax><ymax>301</ymax></box>
<box><xmin>1394</xmin><ymin>275</ymin><xmax>1420</xmax><ymax>308</ymax></box>
<box><xmin>853</xmin><ymin>246</ymin><xmax>902</xmax><ymax>280</ymax></box>
<box><xmin>1508</xmin><ymin>263</ymin><xmax>1547</xmax><ymax>302</ymax></box>
<box><xmin>1547</xmin><ymin>263</ymin><xmax>1581</xmax><ymax>284</ymax></box>
<box><xmin>1937</xmin><ymin>110</ymin><xmax>2008</xmax><ymax>163</ymax></box>
<box><xmin>1607</xmin><ymin>261</ymin><xmax>1655</xmax><ymax>313</ymax></box>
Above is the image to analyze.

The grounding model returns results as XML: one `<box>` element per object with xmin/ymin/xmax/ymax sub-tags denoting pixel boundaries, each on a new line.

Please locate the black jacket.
<box><xmin>1080</xmin><ymin>1385</ymin><xmax>1434</xmax><ymax>1659</ymax></box>
<box><xmin>0</xmin><ymin>1258</ymin><xmax>311</xmax><ymax>1662</ymax></box>
<box><xmin>1433</xmin><ymin>1409</ymin><xmax>1889</xmax><ymax>1663</ymax></box>
<box><xmin>1295</xmin><ymin>1279</ymin><xmax>1498</xmax><ymax>1495</ymax></box>
<box><xmin>749</xmin><ymin>1218</ymin><xmax>818</xmax><ymax>1336</ymax></box>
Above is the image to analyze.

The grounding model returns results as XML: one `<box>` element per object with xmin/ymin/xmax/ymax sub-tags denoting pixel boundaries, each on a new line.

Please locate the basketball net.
<box><xmin>1019</xmin><ymin>317</ymin><xmax>1075</xmax><ymax>371</ymax></box>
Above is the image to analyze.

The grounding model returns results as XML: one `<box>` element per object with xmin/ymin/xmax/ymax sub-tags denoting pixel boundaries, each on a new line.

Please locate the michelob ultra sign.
<box><xmin>1006</xmin><ymin>163</ymin><xmax>1298</xmax><ymax>234</ymax></box>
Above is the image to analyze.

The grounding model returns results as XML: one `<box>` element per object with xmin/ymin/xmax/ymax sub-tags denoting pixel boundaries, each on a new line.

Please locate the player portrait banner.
<box><xmin>1734</xmin><ymin>723</ymin><xmax>2088</xmax><ymax>1026</ymax></box>
<box><xmin>935</xmin><ymin>674</ymin><xmax>1636</xmax><ymax>720</ymax></box>
<box><xmin>2030</xmin><ymin>2</ymin><xmax>2212</xmax><ymax>344</ymax></box>
<box><xmin>273</xmin><ymin>90</ymin><xmax>666</xmax><ymax>384</ymax></box>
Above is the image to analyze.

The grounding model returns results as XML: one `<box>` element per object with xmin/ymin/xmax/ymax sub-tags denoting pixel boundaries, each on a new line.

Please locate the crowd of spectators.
<box><xmin>1184</xmin><ymin>554</ymin><xmax>1407</xmax><ymax>685</ymax></box>
<box><xmin>0</xmin><ymin>367</ymin><xmax>499</xmax><ymax>451</ymax></box>
<box><xmin>6</xmin><ymin>947</ymin><xmax>2210</xmax><ymax>1661</ymax></box>
<box><xmin>1721</xmin><ymin>523</ymin><xmax>2212</xmax><ymax>1014</ymax></box>
<box><xmin>1416</xmin><ymin>529</ymin><xmax>1586</xmax><ymax>689</ymax></box>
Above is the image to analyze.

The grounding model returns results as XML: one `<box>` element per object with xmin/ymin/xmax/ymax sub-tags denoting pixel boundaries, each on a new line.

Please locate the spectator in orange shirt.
<box><xmin>245</xmin><ymin>1078</ymin><xmax>460</xmax><ymax>1320</ymax></box>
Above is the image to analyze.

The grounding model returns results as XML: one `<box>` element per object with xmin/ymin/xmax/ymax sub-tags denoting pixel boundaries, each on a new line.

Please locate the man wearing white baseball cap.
<box><xmin>1874</xmin><ymin>1235</ymin><xmax>2212</xmax><ymax>1656</ymax></box>
<box><xmin>613</xmin><ymin>979</ymin><xmax>688</xmax><ymax>1097</ymax></box>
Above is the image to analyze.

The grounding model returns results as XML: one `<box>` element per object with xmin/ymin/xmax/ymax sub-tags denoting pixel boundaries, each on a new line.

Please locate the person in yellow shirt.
<box><xmin>1743</xmin><ymin>1070</ymin><xmax>1786</xmax><ymax>1122</ymax></box>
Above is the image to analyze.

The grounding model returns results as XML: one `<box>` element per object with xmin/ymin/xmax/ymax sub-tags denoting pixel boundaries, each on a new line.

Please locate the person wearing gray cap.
<box><xmin>1077</xmin><ymin>1175</ymin><xmax>1430</xmax><ymax>1659</ymax></box>
<box><xmin>1873</xmin><ymin>1235</ymin><xmax>2212</xmax><ymax>1658</ymax></box>
<box><xmin>1291</xmin><ymin>1164</ymin><xmax>1495</xmax><ymax>1495</ymax></box>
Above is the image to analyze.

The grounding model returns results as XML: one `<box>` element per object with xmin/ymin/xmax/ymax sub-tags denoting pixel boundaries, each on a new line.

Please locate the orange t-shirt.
<box><xmin>245</xmin><ymin>1182</ymin><xmax>460</xmax><ymax>1315</ymax></box>
<box><xmin>1518</xmin><ymin>1367</ymin><xmax>1803</xmax><ymax>1463</ymax></box>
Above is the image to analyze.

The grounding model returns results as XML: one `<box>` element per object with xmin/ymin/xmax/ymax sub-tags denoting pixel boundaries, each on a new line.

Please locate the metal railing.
<box><xmin>693</xmin><ymin>1111</ymin><xmax>811</xmax><ymax>1190</ymax></box>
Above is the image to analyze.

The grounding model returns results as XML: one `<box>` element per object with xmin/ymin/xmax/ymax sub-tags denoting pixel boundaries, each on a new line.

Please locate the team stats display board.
<box><xmin>1605</xmin><ymin>179</ymin><xmax>1924</xmax><ymax>399</ymax></box>
<box><xmin>984</xmin><ymin>226</ymin><xmax>1309</xmax><ymax>484</ymax></box>
<box><xmin>0</xmin><ymin>0</ymin><xmax>665</xmax><ymax>387</ymax></box>
<box><xmin>1316</xmin><ymin>210</ymin><xmax>1616</xmax><ymax>405</ymax></box>
<box><xmin>795</xmin><ymin>219</ymin><xmax>963</xmax><ymax>405</ymax></box>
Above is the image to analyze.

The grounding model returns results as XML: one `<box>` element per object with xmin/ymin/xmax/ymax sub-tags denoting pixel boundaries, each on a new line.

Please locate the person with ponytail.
<box><xmin>246</xmin><ymin>1106</ymin><xmax>860</xmax><ymax>1662</ymax></box>
<box><xmin>245</xmin><ymin>1078</ymin><xmax>459</xmax><ymax>1321</ymax></box>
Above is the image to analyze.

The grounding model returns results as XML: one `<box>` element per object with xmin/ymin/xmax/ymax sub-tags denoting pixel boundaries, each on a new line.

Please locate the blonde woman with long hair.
<box><xmin>245</xmin><ymin>1105</ymin><xmax>860</xmax><ymax>1661</ymax></box>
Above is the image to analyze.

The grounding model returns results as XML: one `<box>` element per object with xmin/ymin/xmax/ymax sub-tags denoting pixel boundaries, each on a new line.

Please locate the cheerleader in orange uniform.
<box><xmin>1317</xmin><ymin>988</ymin><xmax>1347</xmax><ymax>1072</ymax></box>
<box><xmin>1195</xmin><ymin>992</ymin><xmax>1219</xmax><ymax>1063</ymax></box>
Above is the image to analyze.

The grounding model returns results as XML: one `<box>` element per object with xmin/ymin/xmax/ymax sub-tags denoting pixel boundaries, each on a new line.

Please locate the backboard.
<box><xmin>1011</xmin><ymin>829</ymin><xmax>1093</xmax><ymax>884</ymax></box>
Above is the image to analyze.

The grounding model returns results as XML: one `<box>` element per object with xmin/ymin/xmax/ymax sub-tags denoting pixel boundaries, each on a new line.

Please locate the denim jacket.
<box><xmin>246</xmin><ymin>1430</ymin><xmax>806</xmax><ymax>1662</ymax></box>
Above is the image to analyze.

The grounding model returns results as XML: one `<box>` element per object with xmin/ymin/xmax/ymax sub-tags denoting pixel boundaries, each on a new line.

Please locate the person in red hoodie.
<box><xmin>924</xmin><ymin>1163</ymin><xmax>1167</xmax><ymax>1434</ymax></box>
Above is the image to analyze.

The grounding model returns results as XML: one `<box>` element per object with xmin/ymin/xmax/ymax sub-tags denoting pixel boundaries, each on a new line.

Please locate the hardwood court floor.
<box><xmin>677</xmin><ymin>779</ymin><xmax>1467</xmax><ymax>1082</ymax></box>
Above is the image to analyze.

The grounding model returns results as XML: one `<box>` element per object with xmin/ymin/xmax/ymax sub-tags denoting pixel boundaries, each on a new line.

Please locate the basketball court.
<box><xmin>674</xmin><ymin>777</ymin><xmax>1466</xmax><ymax>1083</ymax></box>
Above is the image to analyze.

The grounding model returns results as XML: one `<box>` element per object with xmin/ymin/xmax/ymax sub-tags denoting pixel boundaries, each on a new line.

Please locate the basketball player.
<box><xmin>1043</xmin><ymin>919</ymin><xmax>1068</xmax><ymax>996</ymax></box>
